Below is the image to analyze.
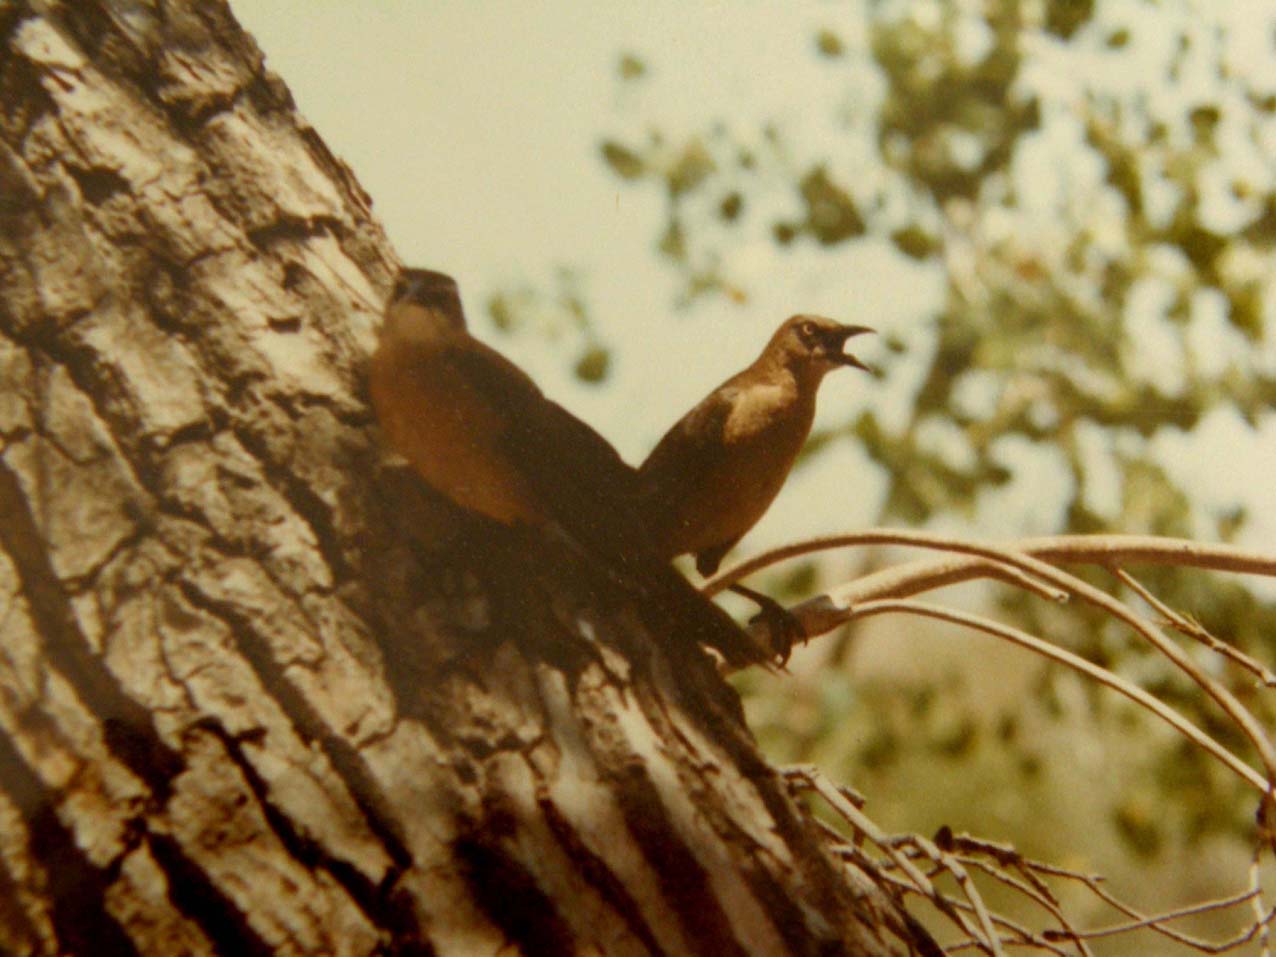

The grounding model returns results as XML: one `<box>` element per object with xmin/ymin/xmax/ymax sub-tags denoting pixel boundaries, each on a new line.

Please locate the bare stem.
<box><xmin>711</xmin><ymin>530</ymin><xmax>1276</xmax><ymax>782</ymax></box>
<box><xmin>707</xmin><ymin>531</ymin><xmax>1276</xmax><ymax>596</ymax></box>
<box><xmin>847</xmin><ymin>599</ymin><xmax>1266</xmax><ymax>792</ymax></box>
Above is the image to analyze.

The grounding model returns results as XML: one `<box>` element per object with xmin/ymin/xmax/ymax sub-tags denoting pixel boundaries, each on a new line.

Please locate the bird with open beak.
<box><xmin>369</xmin><ymin>267</ymin><xmax>776</xmax><ymax>670</ymax></box>
<box><xmin>638</xmin><ymin>314</ymin><xmax>874</xmax><ymax>660</ymax></box>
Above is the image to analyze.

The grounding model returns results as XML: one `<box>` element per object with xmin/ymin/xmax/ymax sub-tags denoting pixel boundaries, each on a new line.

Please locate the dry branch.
<box><xmin>728</xmin><ymin>531</ymin><xmax>1276</xmax><ymax>954</ymax></box>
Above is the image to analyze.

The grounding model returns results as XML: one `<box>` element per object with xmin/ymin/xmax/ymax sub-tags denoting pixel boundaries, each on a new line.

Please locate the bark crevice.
<box><xmin>0</xmin><ymin>459</ymin><xmax>184</xmax><ymax>800</ymax></box>
<box><xmin>0</xmin><ymin>727</ymin><xmax>141</xmax><ymax>957</ymax></box>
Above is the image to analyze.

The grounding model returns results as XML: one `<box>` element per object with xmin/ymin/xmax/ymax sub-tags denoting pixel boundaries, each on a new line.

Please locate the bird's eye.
<box><xmin>798</xmin><ymin>320</ymin><xmax>818</xmax><ymax>342</ymax></box>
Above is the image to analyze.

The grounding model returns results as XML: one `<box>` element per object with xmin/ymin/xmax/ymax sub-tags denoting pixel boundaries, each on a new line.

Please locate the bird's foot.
<box><xmin>745</xmin><ymin>595</ymin><xmax>805</xmax><ymax>667</ymax></box>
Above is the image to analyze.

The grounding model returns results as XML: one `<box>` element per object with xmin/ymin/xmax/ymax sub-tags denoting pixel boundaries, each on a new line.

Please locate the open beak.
<box><xmin>825</xmin><ymin>324</ymin><xmax>875</xmax><ymax>371</ymax></box>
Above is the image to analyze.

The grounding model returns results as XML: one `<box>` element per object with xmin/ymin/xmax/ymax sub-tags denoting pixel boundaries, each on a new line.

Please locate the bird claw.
<box><xmin>746</xmin><ymin>596</ymin><xmax>804</xmax><ymax>667</ymax></box>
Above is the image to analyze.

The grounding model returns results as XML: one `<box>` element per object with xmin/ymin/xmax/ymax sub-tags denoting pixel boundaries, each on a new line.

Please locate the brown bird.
<box><xmin>639</xmin><ymin>314</ymin><xmax>874</xmax><ymax>658</ymax></box>
<box><xmin>369</xmin><ymin>268</ymin><xmax>772</xmax><ymax>668</ymax></box>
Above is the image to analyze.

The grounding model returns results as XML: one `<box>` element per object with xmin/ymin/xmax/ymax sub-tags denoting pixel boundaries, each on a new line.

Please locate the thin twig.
<box><xmin>899</xmin><ymin>832</ymin><xmax>1005</xmax><ymax>956</ymax></box>
<box><xmin>1252</xmin><ymin>846</ymin><xmax>1273</xmax><ymax>957</ymax></box>
<box><xmin>1117</xmin><ymin>569</ymin><xmax>1276</xmax><ymax>688</ymax></box>
<box><xmin>1026</xmin><ymin>852</ymin><xmax>1270</xmax><ymax>953</ymax></box>
<box><xmin>707</xmin><ymin>532</ymin><xmax>1276</xmax><ymax>595</ymax></box>
<box><xmin>844</xmin><ymin>599</ymin><xmax>1266</xmax><ymax>791</ymax></box>
<box><xmin>919</xmin><ymin>832</ymin><xmax>1271</xmax><ymax>953</ymax></box>
<box><xmin>1050</xmin><ymin>890</ymin><xmax>1267</xmax><ymax>945</ymax></box>
<box><xmin>786</xmin><ymin>766</ymin><xmax>997</xmax><ymax>951</ymax></box>
<box><xmin>816</xmin><ymin>828</ymin><xmax>1046</xmax><ymax>956</ymax></box>
<box><xmin>945</xmin><ymin>856</ymin><xmax>1092</xmax><ymax>957</ymax></box>
<box><xmin>713</xmin><ymin>530</ymin><xmax>1276</xmax><ymax>784</ymax></box>
<box><xmin>755</xmin><ymin>535</ymin><xmax>1276</xmax><ymax>953</ymax></box>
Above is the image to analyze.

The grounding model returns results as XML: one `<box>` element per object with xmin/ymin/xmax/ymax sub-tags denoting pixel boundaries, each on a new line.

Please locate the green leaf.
<box><xmin>573</xmin><ymin>344</ymin><xmax>610</xmax><ymax>383</ymax></box>
<box><xmin>600</xmin><ymin>140</ymin><xmax>646</xmax><ymax>180</ymax></box>
<box><xmin>1045</xmin><ymin>0</ymin><xmax>1095</xmax><ymax>40</ymax></box>
<box><xmin>815</xmin><ymin>28</ymin><xmax>844</xmax><ymax>59</ymax></box>
<box><xmin>1106</xmin><ymin>27</ymin><xmax>1130</xmax><ymax>48</ymax></box>
<box><xmin>667</xmin><ymin>140</ymin><xmax>715</xmax><ymax>196</ymax></box>
<box><xmin>891</xmin><ymin>224</ymin><xmax>941</xmax><ymax>259</ymax></box>
<box><xmin>799</xmin><ymin>165</ymin><xmax>865</xmax><ymax>245</ymax></box>
<box><xmin>617</xmin><ymin>52</ymin><xmax>647</xmax><ymax>81</ymax></box>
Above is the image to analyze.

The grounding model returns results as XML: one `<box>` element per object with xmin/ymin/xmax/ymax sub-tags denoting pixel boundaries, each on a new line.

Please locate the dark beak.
<box><xmin>825</xmin><ymin>324</ymin><xmax>874</xmax><ymax>371</ymax></box>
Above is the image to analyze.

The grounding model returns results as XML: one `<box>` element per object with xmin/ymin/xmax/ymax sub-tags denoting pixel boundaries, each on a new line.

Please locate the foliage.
<box><xmin>486</xmin><ymin>267</ymin><xmax>612</xmax><ymax>383</ymax></box>
<box><xmin>596</xmin><ymin>0</ymin><xmax>1276</xmax><ymax>899</ymax></box>
<box><xmin>600</xmin><ymin>0</ymin><xmax>1275</xmax><ymax>541</ymax></box>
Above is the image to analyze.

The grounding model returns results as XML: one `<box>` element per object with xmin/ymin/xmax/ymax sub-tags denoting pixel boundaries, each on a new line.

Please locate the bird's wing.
<box><xmin>443</xmin><ymin>340</ymin><xmax>649</xmax><ymax>553</ymax></box>
<box><xmin>433</xmin><ymin>333</ymin><xmax>545</xmax><ymax>416</ymax></box>
<box><xmin>638</xmin><ymin>388</ymin><xmax>736</xmax><ymax>517</ymax></box>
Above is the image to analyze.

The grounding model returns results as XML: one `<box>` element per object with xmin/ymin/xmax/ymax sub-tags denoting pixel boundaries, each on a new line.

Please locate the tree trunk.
<box><xmin>0</xmin><ymin>3</ymin><xmax>935</xmax><ymax>955</ymax></box>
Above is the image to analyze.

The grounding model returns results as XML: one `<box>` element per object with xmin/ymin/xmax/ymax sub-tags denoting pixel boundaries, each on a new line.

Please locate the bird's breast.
<box><xmin>658</xmin><ymin>380</ymin><xmax>814</xmax><ymax>556</ymax></box>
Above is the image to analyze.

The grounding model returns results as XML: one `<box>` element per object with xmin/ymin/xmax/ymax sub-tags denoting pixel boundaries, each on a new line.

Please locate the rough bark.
<box><xmin>0</xmin><ymin>2</ymin><xmax>936</xmax><ymax>955</ymax></box>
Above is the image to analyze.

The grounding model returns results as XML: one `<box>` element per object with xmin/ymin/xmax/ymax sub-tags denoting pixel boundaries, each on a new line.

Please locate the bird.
<box><xmin>638</xmin><ymin>314</ymin><xmax>874</xmax><ymax>661</ymax></box>
<box><xmin>368</xmin><ymin>267</ymin><xmax>773</xmax><ymax>669</ymax></box>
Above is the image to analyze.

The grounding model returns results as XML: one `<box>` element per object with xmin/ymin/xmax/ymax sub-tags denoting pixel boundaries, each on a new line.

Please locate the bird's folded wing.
<box><xmin>443</xmin><ymin>342</ymin><xmax>650</xmax><ymax>555</ymax></box>
<box><xmin>638</xmin><ymin>392</ymin><xmax>735</xmax><ymax>512</ymax></box>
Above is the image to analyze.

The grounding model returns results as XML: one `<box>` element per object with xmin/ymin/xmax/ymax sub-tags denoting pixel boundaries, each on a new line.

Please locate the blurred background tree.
<box><xmin>574</xmin><ymin>1</ymin><xmax>1276</xmax><ymax>946</ymax></box>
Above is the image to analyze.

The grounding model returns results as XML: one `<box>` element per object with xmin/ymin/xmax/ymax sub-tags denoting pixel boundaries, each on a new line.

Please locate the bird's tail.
<box><xmin>639</xmin><ymin>559</ymin><xmax>778</xmax><ymax>671</ymax></box>
<box><xmin>542</xmin><ymin>521</ymin><xmax>775</xmax><ymax>671</ymax></box>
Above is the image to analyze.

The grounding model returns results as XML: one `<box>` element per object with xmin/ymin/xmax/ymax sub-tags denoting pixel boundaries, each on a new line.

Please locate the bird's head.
<box><xmin>390</xmin><ymin>268</ymin><xmax>466</xmax><ymax>330</ymax></box>
<box><xmin>770</xmin><ymin>314</ymin><xmax>874</xmax><ymax>377</ymax></box>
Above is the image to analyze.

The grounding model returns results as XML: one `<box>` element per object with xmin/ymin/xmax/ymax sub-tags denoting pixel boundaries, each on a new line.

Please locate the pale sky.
<box><xmin>232</xmin><ymin>1</ymin><xmax>1276</xmax><ymax>565</ymax></box>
